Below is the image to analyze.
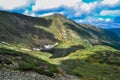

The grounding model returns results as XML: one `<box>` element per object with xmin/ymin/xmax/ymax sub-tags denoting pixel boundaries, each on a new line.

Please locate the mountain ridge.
<box><xmin>0</xmin><ymin>11</ymin><xmax>120</xmax><ymax>49</ymax></box>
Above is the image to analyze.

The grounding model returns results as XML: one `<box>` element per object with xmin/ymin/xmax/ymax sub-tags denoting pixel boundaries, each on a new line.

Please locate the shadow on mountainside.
<box><xmin>41</xmin><ymin>45</ymin><xmax>85</xmax><ymax>58</ymax></box>
<box><xmin>0</xmin><ymin>11</ymin><xmax>58</xmax><ymax>47</ymax></box>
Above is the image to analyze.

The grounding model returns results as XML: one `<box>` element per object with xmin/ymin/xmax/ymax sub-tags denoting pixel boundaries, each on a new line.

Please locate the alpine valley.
<box><xmin>0</xmin><ymin>11</ymin><xmax>120</xmax><ymax>80</ymax></box>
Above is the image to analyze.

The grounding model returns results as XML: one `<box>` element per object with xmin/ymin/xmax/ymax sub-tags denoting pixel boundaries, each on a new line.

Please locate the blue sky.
<box><xmin>0</xmin><ymin>0</ymin><xmax>120</xmax><ymax>28</ymax></box>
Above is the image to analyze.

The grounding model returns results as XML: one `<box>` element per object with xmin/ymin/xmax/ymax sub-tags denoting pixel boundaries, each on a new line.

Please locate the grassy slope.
<box><xmin>39</xmin><ymin>14</ymin><xmax>120</xmax><ymax>49</ymax></box>
<box><xmin>0</xmin><ymin>11</ymin><xmax>120</xmax><ymax>80</ymax></box>
<box><xmin>0</xmin><ymin>44</ymin><xmax>58</xmax><ymax>77</ymax></box>
<box><xmin>1</xmin><ymin>43</ymin><xmax>120</xmax><ymax>80</ymax></box>
<box><xmin>59</xmin><ymin>46</ymin><xmax>120</xmax><ymax>80</ymax></box>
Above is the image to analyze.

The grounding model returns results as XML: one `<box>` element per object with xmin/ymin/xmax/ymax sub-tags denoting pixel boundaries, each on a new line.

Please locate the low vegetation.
<box><xmin>1</xmin><ymin>43</ymin><xmax>120</xmax><ymax>80</ymax></box>
<box><xmin>0</xmin><ymin>11</ymin><xmax>120</xmax><ymax>80</ymax></box>
<box><xmin>60</xmin><ymin>46</ymin><xmax>120</xmax><ymax>80</ymax></box>
<box><xmin>0</xmin><ymin>47</ymin><xmax>58</xmax><ymax>77</ymax></box>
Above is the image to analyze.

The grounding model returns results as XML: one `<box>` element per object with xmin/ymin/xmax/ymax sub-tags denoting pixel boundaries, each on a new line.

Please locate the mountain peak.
<box><xmin>43</xmin><ymin>13</ymin><xmax>67</xmax><ymax>19</ymax></box>
<box><xmin>53</xmin><ymin>14</ymin><xmax>63</xmax><ymax>16</ymax></box>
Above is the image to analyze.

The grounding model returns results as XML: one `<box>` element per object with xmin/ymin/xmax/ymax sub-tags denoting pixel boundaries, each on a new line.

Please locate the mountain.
<box><xmin>1</xmin><ymin>11</ymin><xmax>120</xmax><ymax>80</ymax></box>
<box><xmin>0</xmin><ymin>11</ymin><xmax>120</xmax><ymax>49</ymax></box>
<box><xmin>108</xmin><ymin>28</ymin><xmax>120</xmax><ymax>37</ymax></box>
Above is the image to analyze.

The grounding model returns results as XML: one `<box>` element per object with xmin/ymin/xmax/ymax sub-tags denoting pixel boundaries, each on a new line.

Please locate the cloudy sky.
<box><xmin>0</xmin><ymin>0</ymin><xmax>120</xmax><ymax>28</ymax></box>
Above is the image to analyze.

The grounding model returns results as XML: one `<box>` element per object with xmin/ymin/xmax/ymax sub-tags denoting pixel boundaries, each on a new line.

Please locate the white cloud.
<box><xmin>23</xmin><ymin>10</ymin><xmax>36</xmax><ymax>17</ymax></box>
<box><xmin>100</xmin><ymin>10</ymin><xmax>120</xmax><ymax>16</ymax></box>
<box><xmin>59</xmin><ymin>11</ymin><xmax>64</xmax><ymax>15</ymax></box>
<box><xmin>94</xmin><ymin>22</ymin><xmax>120</xmax><ymax>28</ymax></box>
<box><xmin>105</xmin><ymin>18</ymin><xmax>111</xmax><ymax>22</ymax></box>
<box><xmin>38</xmin><ymin>11</ymin><xmax>64</xmax><ymax>17</ymax></box>
<box><xmin>39</xmin><ymin>12</ymin><xmax>55</xmax><ymax>17</ymax></box>
<box><xmin>76</xmin><ymin>19</ymin><xmax>85</xmax><ymax>23</ymax></box>
<box><xmin>75</xmin><ymin>16</ymin><xmax>96</xmax><ymax>24</ymax></box>
<box><xmin>74</xmin><ymin>1</ymin><xmax>98</xmax><ymax>16</ymax></box>
<box><xmin>32</xmin><ymin>0</ymin><xmax>81</xmax><ymax>11</ymax></box>
<box><xmin>24</xmin><ymin>10</ymin><xmax>29</xmax><ymax>15</ymax></box>
<box><xmin>75</xmin><ymin>17</ymin><xmax>113</xmax><ymax>28</ymax></box>
<box><xmin>75</xmin><ymin>16</ymin><xmax>112</xmax><ymax>26</ymax></box>
<box><xmin>97</xmin><ymin>18</ymin><xmax>112</xmax><ymax>22</ymax></box>
<box><xmin>98</xmin><ymin>18</ymin><xmax>104</xmax><ymax>22</ymax></box>
<box><xmin>101</xmin><ymin>0</ymin><xmax>120</xmax><ymax>6</ymax></box>
<box><xmin>0</xmin><ymin>0</ymin><xmax>31</xmax><ymax>10</ymax></box>
<box><xmin>30</xmin><ymin>12</ymin><xmax>36</xmax><ymax>17</ymax></box>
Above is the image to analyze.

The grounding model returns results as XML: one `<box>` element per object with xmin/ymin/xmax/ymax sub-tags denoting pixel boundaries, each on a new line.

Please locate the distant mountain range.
<box><xmin>108</xmin><ymin>28</ymin><xmax>120</xmax><ymax>37</ymax></box>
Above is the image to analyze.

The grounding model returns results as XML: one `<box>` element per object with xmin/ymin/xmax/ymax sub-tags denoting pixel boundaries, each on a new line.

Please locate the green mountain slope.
<box><xmin>1</xmin><ymin>11</ymin><xmax>120</xmax><ymax>80</ymax></box>
<box><xmin>0</xmin><ymin>11</ymin><xmax>58</xmax><ymax>48</ymax></box>
<box><xmin>0</xmin><ymin>11</ymin><xmax>120</xmax><ymax>49</ymax></box>
<box><xmin>60</xmin><ymin>46</ymin><xmax>120</xmax><ymax>80</ymax></box>
<box><xmin>43</xmin><ymin>14</ymin><xmax>120</xmax><ymax>49</ymax></box>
